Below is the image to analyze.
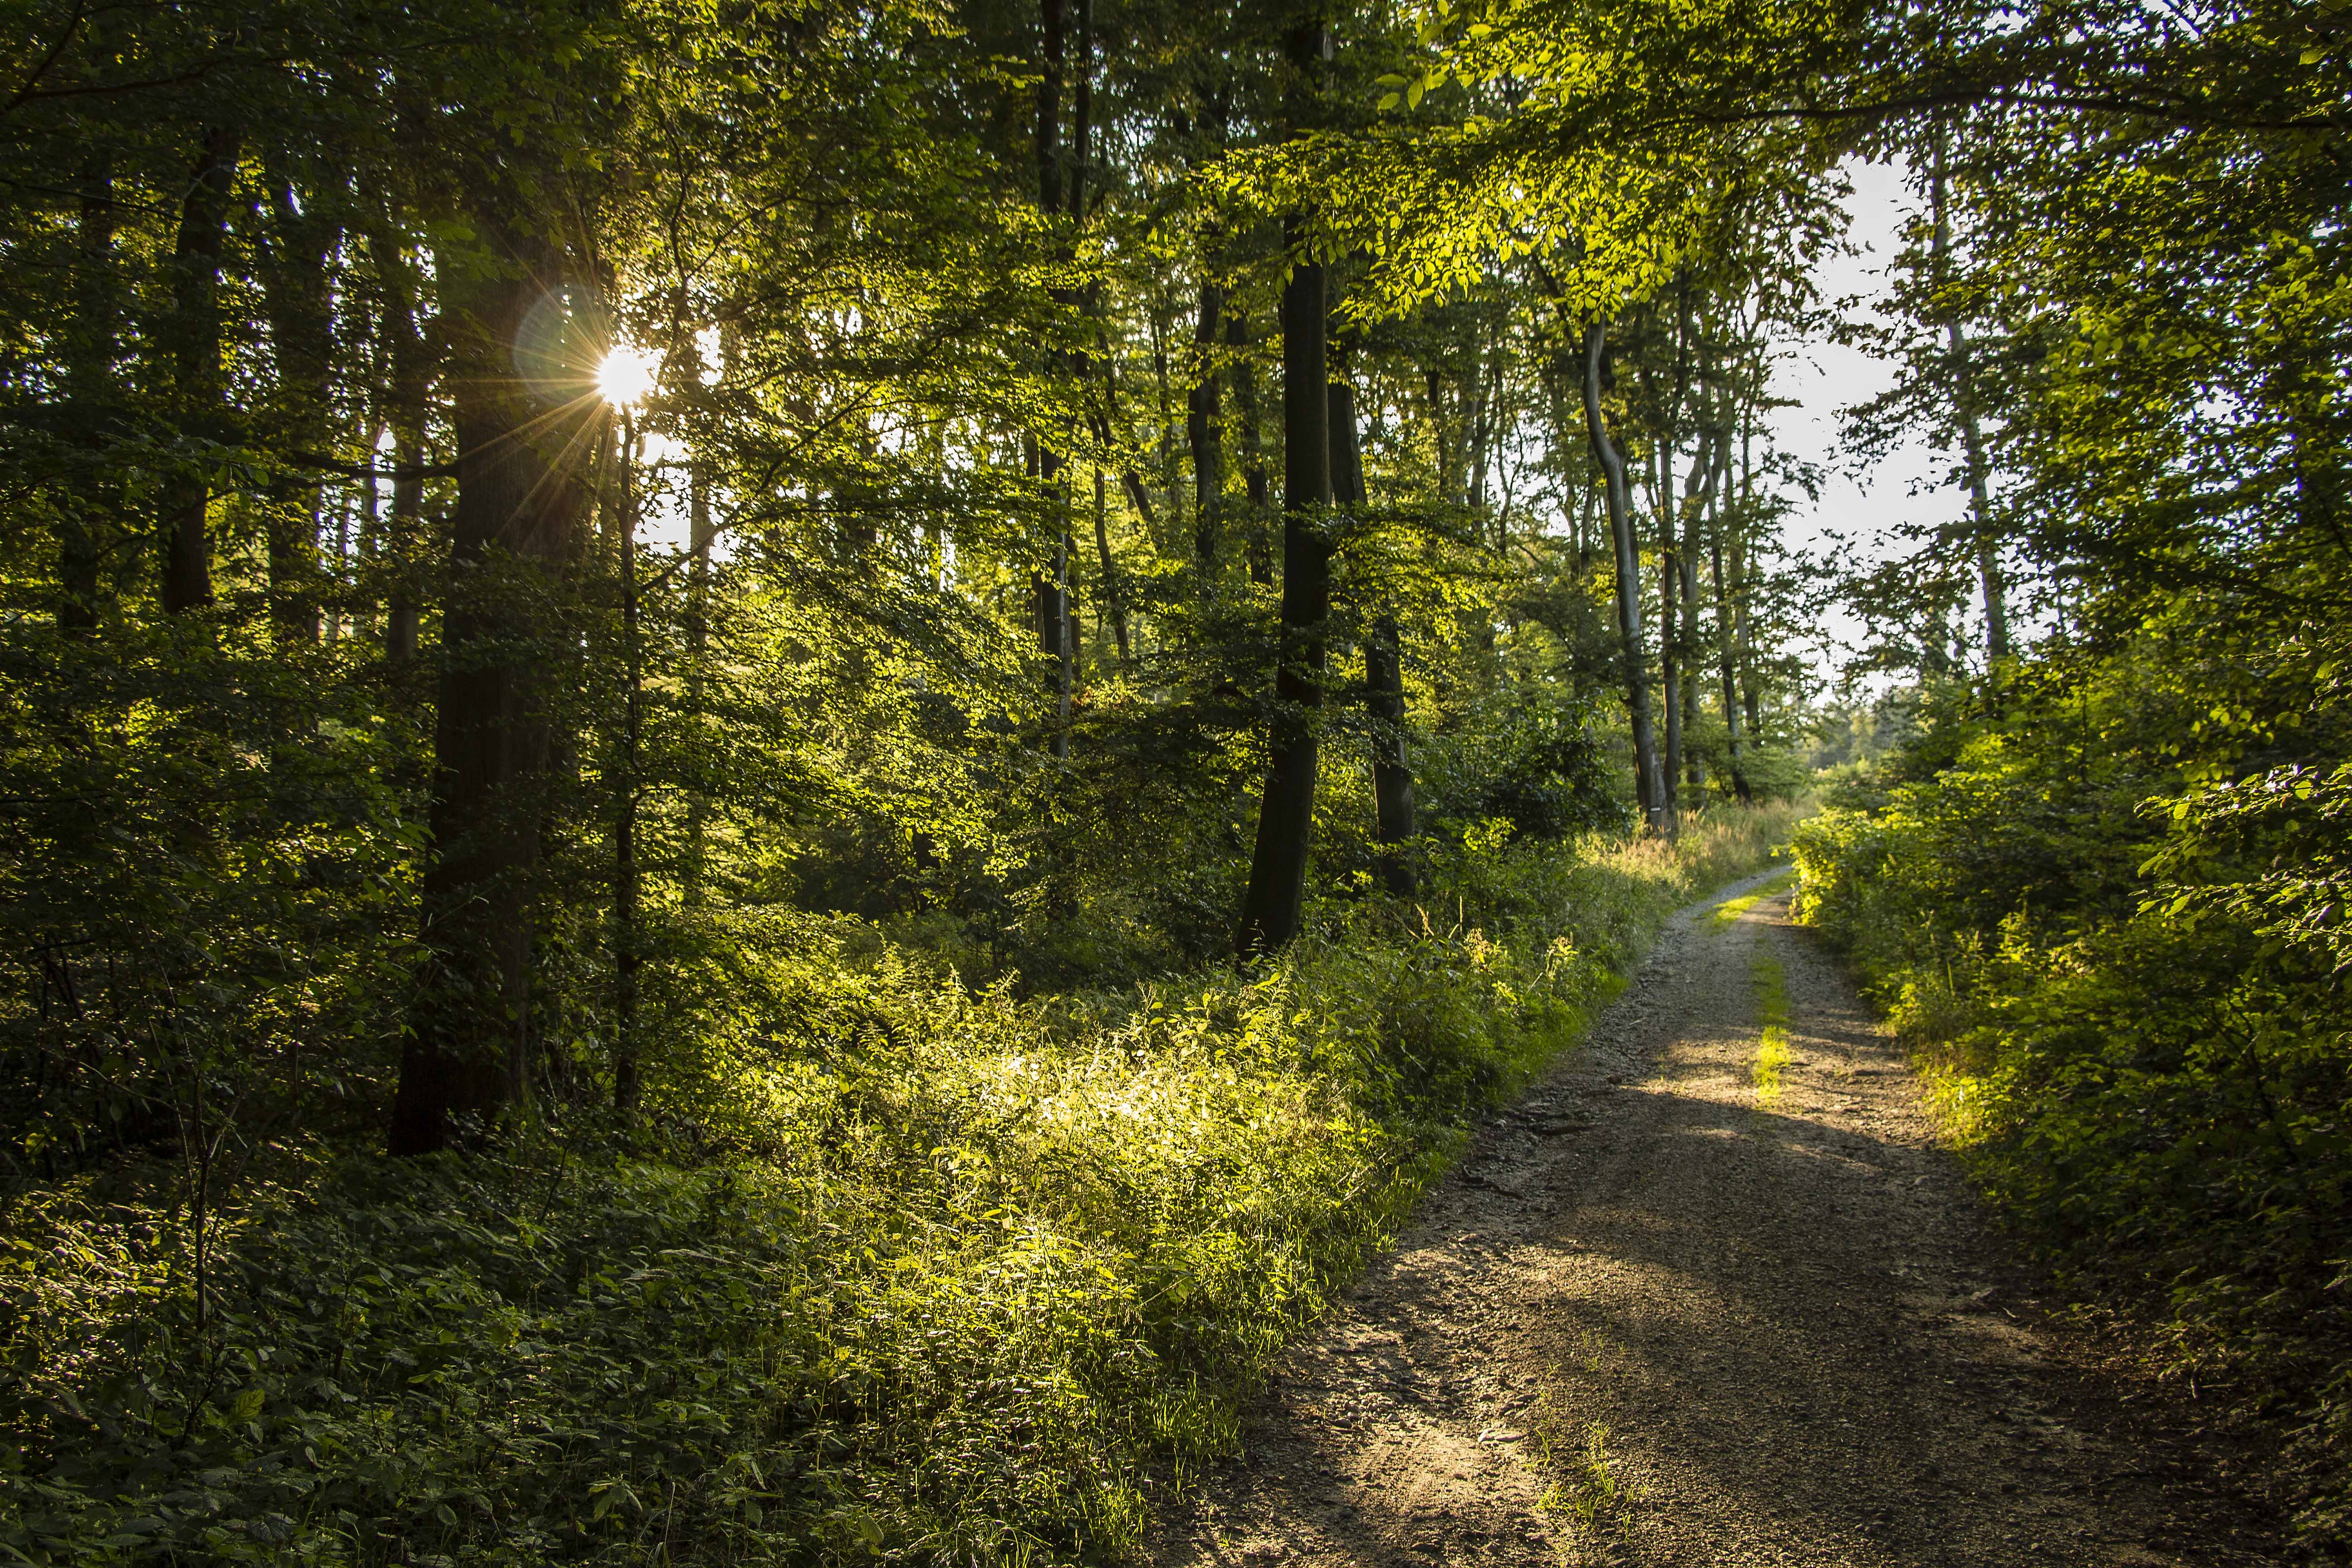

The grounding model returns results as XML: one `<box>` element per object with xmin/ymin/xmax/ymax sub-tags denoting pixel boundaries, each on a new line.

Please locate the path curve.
<box><xmin>1149</xmin><ymin>871</ymin><xmax>2281</xmax><ymax>1568</ymax></box>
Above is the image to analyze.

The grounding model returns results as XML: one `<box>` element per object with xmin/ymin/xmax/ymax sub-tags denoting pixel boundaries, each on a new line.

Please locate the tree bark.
<box><xmin>1237</xmin><ymin>199</ymin><xmax>1332</xmax><ymax>957</ymax></box>
<box><xmin>259</xmin><ymin>171</ymin><xmax>336</xmax><ymax>647</ymax></box>
<box><xmin>388</xmin><ymin>226</ymin><xmax>594</xmax><ymax>1156</ymax></box>
<box><xmin>59</xmin><ymin>151</ymin><xmax>113</xmax><ymax>633</ymax></box>
<box><xmin>1659</xmin><ymin>499</ymin><xmax>1681</xmax><ymax>818</ymax></box>
<box><xmin>1679</xmin><ymin>421</ymin><xmax>1712</xmax><ymax>792</ymax></box>
<box><xmin>1931</xmin><ymin>127</ymin><xmax>2009</xmax><ymax>662</ymax></box>
<box><xmin>1092</xmin><ymin>464</ymin><xmax>1128</xmax><ymax>663</ymax></box>
<box><xmin>161</xmin><ymin>126</ymin><xmax>240</xmax><ymax>616</ymax></box>
<box><xmin>682</xmin><ymin>462</ymin><xmax>716</xmax><ymax>904</ymax></box>
<box><xmin>373</xmin><ymin>226</ymin><xmax>428</xmax><ymax>666</ymax></box>
<box><xmin>1232</xmin><ymin>314</ymin><xmax>1274</xmax><ymax>585</ymax></box>
<box><xmin>1034</xmin><ymin>0</ymin><xmax>1073</xmax><ymax>754</ymax></box>
<box><xmin>1583</xmin><ymin>322</ymin><xmax>1666</xmax><ymax>830</ymax></box>
<box><xmin>1189</xmin><ymin>277</ymin><xmax>1225</xmax><ymax>567</ymax></box>
<box><xmin>613</xmin><ymin>410</ymin><xmax>647</xmax><ymax>1117</ymax></box>
<box><xmin>1331</xmin><ymin>347</ymin><xmax>1415</xmax><ymax>895</ymax></box>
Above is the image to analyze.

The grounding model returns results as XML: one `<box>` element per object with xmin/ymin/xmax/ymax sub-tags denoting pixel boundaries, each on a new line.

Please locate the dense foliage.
<box><xmin>0</xmin><ymin>0</ymin><xmax>1838</xmax><ymax>1557</ymax></box>
<box><xmin>2</xmin><ymin>0</ymin><xmax>2342</xmax><ymax>1553</ymax></box>
<box><xmin>1789</xmin><ymin>0</ymin><xmax>2352</xmax><ymax>1538</ymax></box>
<box><xmin>4</xmin><ymin>812</ymin><xmax>1793</xmax><ymax>1563</ymax></box>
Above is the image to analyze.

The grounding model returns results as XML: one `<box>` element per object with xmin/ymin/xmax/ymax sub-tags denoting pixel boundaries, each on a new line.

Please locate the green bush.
<box><xmin>1794</xmin><ymin>735</ymin><xmax>2352</xmax><ymax>1547</ymax></box>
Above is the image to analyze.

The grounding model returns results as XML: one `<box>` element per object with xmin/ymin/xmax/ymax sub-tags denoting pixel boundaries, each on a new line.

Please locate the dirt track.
<box><xmin>1149</xmin><ymin>870</ymin><xmax>2282</xmax><ymax>1568</ymax></box>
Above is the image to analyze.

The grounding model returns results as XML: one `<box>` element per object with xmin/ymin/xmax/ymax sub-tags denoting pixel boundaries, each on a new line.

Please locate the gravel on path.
<box><xmin>1147</xmin><ymin>869</ymin><xmax>2282</xmax><ymax>1568</ymax></box>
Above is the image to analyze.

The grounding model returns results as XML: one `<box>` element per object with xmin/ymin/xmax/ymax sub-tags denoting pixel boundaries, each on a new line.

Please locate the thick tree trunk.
<box><xmin>1236</xmin><ymin>213</ymin><xmax>1331</xmax><ymax>957</ymax></box>
<box><xmin>1331</xmin><ymin>356</ymin><xmax>1415</xmax><ymax>894</ymax></box>
<box><xmin>161</xmin><ymin>126</ymin><xmax>240</xmax><ymax>615</ymax></box>
<box><xmin>388</xmin><ymin>229</ymin><xmax>593</xmax><ymax>1156</ymax></box>
<box><xmin>1583</xmin><ymin>322</ymin><xmax>1666</xmax><ymax>830</ymax></box>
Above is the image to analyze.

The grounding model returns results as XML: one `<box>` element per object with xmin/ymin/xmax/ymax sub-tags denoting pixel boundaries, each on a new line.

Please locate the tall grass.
<box><xmin>1</xmin><ymin>805</ymin><xmax>1798</xmax><ymax>1567</ymax></box>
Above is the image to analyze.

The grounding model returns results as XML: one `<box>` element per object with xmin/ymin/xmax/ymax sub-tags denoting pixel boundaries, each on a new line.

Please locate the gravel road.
<box><xmin>1148</xmin><ymin>869</ymin><xmax>2282</xmax><ymax>1568</ymax></box>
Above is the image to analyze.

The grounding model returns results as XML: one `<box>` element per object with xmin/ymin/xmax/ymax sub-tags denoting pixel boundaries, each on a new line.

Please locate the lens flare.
<box><xmin>598</xmin><ymin>345</ymin><xmax>658</xmax><ymax>407</ymax></box>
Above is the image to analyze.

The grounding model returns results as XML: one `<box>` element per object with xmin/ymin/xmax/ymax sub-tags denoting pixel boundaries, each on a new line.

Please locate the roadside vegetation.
<box><xmin>4</xmin><ymin>808</ymin><xmax>1791</xmax><ymax>1564</ymax></box>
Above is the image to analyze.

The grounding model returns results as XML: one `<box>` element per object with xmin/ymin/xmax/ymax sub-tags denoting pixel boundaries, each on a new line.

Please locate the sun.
<box><xmin>598</xmin><ymin>345</ymin><xmax>659</xmax><ymax>407</ymax></box>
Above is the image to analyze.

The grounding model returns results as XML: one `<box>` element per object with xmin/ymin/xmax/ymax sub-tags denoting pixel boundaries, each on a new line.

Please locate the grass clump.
<box><xmin>0</xmin><ymin>805</ymin><xmax>1798</xmax><ymax>1567</ymax></box>
<box><xmin>1749</xmin><ymin>951</ymin><xmax>1792</xmax><ymax>1106</ymax></box>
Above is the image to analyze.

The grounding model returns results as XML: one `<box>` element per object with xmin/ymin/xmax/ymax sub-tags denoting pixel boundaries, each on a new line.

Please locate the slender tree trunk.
<box><xmin>613</xmin><ymin>409</ymin><xmax>645</xmax><ymax>1116</ymax></box>
<box><xmin>1032</xmin><ymin>0</ymin><xmax>1073</xmax><ymax>755</ymax></box>
<box><xmin>1931</xmin><ymin>127</ymin><xmax>2009</xmax><ymax>662</ymax></box>
<box><xmin>388</xmin><ymin>223</ymin><xmax>594</xmax><ymax>1156</ymax></box>
<box><xmin>1233</xmin><ymin>314</ymin><xmax>1274</xmax><ymax>585</ymax></box>
<box><xmin>1710</xmin><ymin>531</ymin><xmax>1747</xmax><ymax>799</ymax></box>
<box><xmin>1734</xmin><ymin>408</ymin><xmax>1760</xmax><ymax>735</ymax></box>
<box><xmin>1189</xmin><ymin>278</ymin><xmax>1225</xmax><ymax>567</ymax></box>
<box><xmin>1582</xmin><ymin>322</ymin><xmax>1666</xmax><ymax>830</ymax></box>
<box><xmin>59</xmin><ymin>152</ymin><xmax>113</xmax><ymax>632</ymax></box>
<box><xmin>1237</xmin><ymin>178</ymin><xmax>1333</xmax><ymax>957</ymax></box>
<box><xmin>1654</xmin><ymin>442</ymin><xmax>1681</xmax><ymax>816</ymax></box>
<box><xmin>1679</xmin><ymin>423</ymin><xmax>1712</xmax><ymax>792</ymax></box>
<box><xmin>1708</xmin><ymin>426</ymin><xmax>1745</xmax><ymax>797</ymax></box>
<box><xmin>161</xmin><ymin>126</ymin><xmax>240</xmax><ymax>615</ymax></box>
<box><xmin>1332</xmin><ymin>345</ymin><xmax>1415</xmax><ymax>895</ymax></box>
<box><xmin>372</xmin><ymin>225</ymin><xmax>426</xmax><ymax>666</ymax></box>
<box><xmin>682</xmin><ymin>463</ymin><xmax>715</xmax><ymax>905</ymax></box>
<box><xmin>259</xmin><ymin>173</ymin><xmax>335</xmax><ymax>647</ymax></box>
<box><xmin>1092</xmin><ymin>464</ymin><xmax>1128</xmax><ymax>663</ymax></box>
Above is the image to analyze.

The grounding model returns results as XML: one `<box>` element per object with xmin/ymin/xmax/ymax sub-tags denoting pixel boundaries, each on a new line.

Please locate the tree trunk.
<box><xmin>1236</xmin><ymin>205</ymin><xmax>1331</xmax><ymax>957</ymax></box>
<box><xmin>1033</xmin><ymin>0</ymin><xmax>1073</xmax><ymax>754</ymax></box>
<box><xmin>613</xmin><ymin>409</ymin><xmax>644</xmax><ymax>1117</ymax></box>
<box><xmin>1931</xmin><ymin>127</ymin><xmax>2009</xmax><ymax>662</ymax></box>
<box><xmin>388</xmin><ymin>227</ymin><xmax>594</xmax><ymax>1156</ymax></box>
<box><xmin>1092</xmin><ymin>465</ymin><xmax>1128</xmax><ymax>663</ymax></box>
<box><xmin>373</xmin><ymin>226</ymin><xmax>427</xmax><ymax>666</ymax></box>
<box><xmin>1679</xmin><ymin>424</ymin><xmax>1711</xmax><ymax>792</ymax></box>
<box><xmin>161</xmin><ymin>126</ymin><xmax>240</xmax><ymax>616</ymax></box>
<box><xmin>1332</xmin><ymin>348</ymin><xmax>1415</xmax><ymax>895</ymax></box>
<box><xmin>1582</xmin><ymin>322</ymin><xmax>1666</xmax><ymax>830</ymax></box>
<box><xmin>1189</xmin><ymin>278</ymin><xmax>1225</xmax><ymax>567</ymax></box>
<box><xmin>59</xmin><ymin>151</ymin><xmax>113</xmax><ymax>633</ymax></box>
<box><xmin>259</xmin><ymin>172</ymin><xmax>336</xmax><ymax>647</ymax></box>
<box><xmin>1711</xmin><ymin>530</ymin><xmax>1747</xmax><ymax>799</ymax></box>
<box><xmin>1232</xmin><ymin>314</ymin><xmax>1274</xmax><ymax>585</ymax></box>
<box><xmin>682</xmin><ymin>462</ymin><xmax>715</xmax><ymax>906</ymax></box>
<box><xmin>1656</xmin><ymin>443</ymin><xmax>1681</xmax><ymax>818</ymax></box>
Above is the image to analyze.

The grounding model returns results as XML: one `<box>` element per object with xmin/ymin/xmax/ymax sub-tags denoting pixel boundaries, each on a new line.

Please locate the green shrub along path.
<box><xmin>3</xmin><ymin>809</ymin><xmax>1797</xmax><ymax>1567</ymax></box>
<box><xmin>1148</xmin><ymin>877</ymin><xmax>2281</xmax><ymax>1568</ymax></box>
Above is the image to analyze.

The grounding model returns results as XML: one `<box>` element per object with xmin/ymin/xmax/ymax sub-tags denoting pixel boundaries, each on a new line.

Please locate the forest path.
<box><xmin>1148</xmin><ymin>870</ymin><xmax>2280</xmax><ymax>1568</ymax></box>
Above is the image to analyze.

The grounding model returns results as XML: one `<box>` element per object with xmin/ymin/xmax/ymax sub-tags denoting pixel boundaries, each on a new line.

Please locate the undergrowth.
<box><xmin>0</xmin><ymin>804</ymin><xmax>1797</xmax><ymax>1567</ymax></box>
<box><xmin>1793</xmin><ymin>747</ymin><xmax>2352</xmax><ymax>1551</ymax></box>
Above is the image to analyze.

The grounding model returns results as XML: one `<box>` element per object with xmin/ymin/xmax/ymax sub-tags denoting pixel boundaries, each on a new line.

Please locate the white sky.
<box><xmin>1764</xmin><ymin>156</ymin><xmax>1970</xmax><ymax>685</ymax></box>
